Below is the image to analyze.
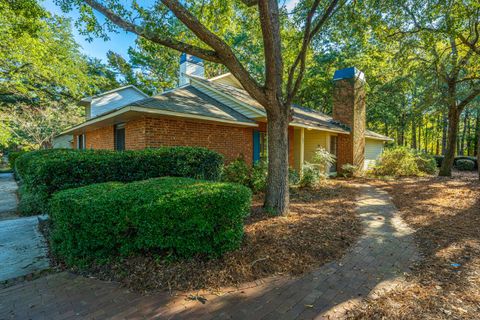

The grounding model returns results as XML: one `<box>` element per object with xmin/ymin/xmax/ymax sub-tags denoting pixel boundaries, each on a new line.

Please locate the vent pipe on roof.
<box><xmin>179</xmin><ymin>53</ymin><xmax>205</xmax><ymax>86</ymax></box>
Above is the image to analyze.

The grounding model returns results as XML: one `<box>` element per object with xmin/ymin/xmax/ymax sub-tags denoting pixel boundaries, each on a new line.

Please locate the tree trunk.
<box><xmin>411</xmin><ymin>118</ymin><xmax>417</xmax><ymax>149</ymax></box>
<box><xmin>460</xmin><ymin>111</ymin><xmax>468</xmax><ymax>155</ymax></box>
<box><xmin>475</xmin><ymin>111</ymin><xmax>480</xmax><ymax>157</ymax></box>
<box><xmin>264</xmin><ymin>106</ymin><xmax>290</xmax><ymax>215</ymax></box>
<box><xmin>442</xmin><ymin>111</ymin><xmax>448</xmax><ymax>155</ymax></box>
<box><xmin>439</xmin><ymin>106</ymin><xmax>460</xmax><ymax>176</ymax></box>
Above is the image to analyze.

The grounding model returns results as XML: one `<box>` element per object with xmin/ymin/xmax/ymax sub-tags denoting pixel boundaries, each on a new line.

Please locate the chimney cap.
<box><xmin>333</xmin><ymin>67</ymin><xmax>365</xmax><ymax>82</ymax></box>
<box><xmin>180</xmin><ymin>53</ymin><xmax>204</xmax><ymax>66</ymax></box>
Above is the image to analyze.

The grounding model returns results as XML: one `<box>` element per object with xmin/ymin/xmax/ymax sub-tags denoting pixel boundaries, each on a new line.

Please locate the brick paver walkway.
<box><xmin>0</xmin><ymin>185</ymin><xmax>419</xmax><ymax>319</ymax></box>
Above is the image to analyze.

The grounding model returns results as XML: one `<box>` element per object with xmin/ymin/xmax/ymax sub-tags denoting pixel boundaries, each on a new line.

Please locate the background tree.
<box><xmin>0</xmin><ymin>0</ymin><xmax>119</xmax><ymax>150</ymax></box>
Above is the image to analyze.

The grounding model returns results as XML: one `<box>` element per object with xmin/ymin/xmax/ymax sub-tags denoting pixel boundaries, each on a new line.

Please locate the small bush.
<box><xmin>373</xmin><ymin>147</ymin><xmax>437</xmax><ymax>177</ymax></box>
<box><xmin>300</xmin><ymin>163</ymin><xmax>322</xmax><ymax>187</ymax></box>
<box><xmin>49</xmin><ymin>177</ymin><xmax>252</xmax><ymax>266</ymax></box>
<box><xmin>222</xmin><ymin>158</ymin><xmax>251</xmax><ymax>186</ymax></box>
<box><xmin>311</xmin><ymin>147</ymin><xmax>336</xmax><ymax>173</ymax></box>
<box><xmin>341</xmin><ymin>164</ymin><xmax>358</xmax><ymax>178</ymax></box>
<box><xmin>15</xmin><ymin>147</ymin><xmax>224</xmax><ymax>215</ymax></box>
<box><xmin>251</xmin><ymin>160</ymin><xmax>267</xmax><ymax>193</ymax></box>
<box><xmin>415</xmin><ymin>151</ymin><xmax>438</xmax><ymax>175</ymax></box>
<box><xmin>288</xmin><ymin>168</ymin><xmax>300</xmax><ymax>186</ymax></box>
<box><xmin>456</xmin><ymin>159</ymin><xmax>475</xmax><ymax>171</ymax></box>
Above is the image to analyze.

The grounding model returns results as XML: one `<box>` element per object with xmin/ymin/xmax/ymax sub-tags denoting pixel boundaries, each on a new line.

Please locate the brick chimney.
<box><xmin>332</xmin><ymin>67</ymin><xmax>366</xmax><ymax>173</ymax></box>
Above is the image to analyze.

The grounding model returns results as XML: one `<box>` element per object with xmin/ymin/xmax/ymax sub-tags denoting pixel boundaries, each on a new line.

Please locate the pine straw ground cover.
<box><xmin>46</xmin><ymin>180</ymin><xmax>361</xmax><ymax>293</ymax></box>
<box><xmin>349</xmin><ymin>171</ymin><xmax>480</xmax><ymax>320</ymax></box>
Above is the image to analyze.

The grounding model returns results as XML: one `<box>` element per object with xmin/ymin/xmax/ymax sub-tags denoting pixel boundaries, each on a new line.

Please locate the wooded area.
<box><xmin>1</xmin><ymin>0</ymin><xmax>479</xmax><ymax>213</ymax></box>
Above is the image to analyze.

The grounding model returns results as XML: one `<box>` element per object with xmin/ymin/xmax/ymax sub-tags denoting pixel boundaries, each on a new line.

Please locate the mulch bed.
<box><xmin>348</xmin><ymin>171</ymin><xmax>480</xmax><ymax>319</ymax></box>
<box><xmin>43</xmin><ymin>180</ymin><xmax>361</xmax><ymax>293</ymax></box>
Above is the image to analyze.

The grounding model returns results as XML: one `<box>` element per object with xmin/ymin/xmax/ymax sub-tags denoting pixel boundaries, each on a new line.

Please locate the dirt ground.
<box><xmin>49</xmin><ymin>180</ymin><xmax>361</xmax><ymax>293</ymax></box>
<box><xmin>349</xmin><ymin>171</ymin><xmax>480</xmax><ymax>319</ymax></box>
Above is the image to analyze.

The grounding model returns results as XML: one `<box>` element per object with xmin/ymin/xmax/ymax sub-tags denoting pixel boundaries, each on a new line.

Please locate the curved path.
<box><xmin>0</xmin><ymin>185</ymin><xmax>419</xmax><ymax>319</ymax></box>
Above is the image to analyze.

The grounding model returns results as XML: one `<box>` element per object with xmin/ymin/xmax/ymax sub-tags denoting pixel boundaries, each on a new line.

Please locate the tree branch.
<box><xmin>83</xmin><ymin>0</ymin><xmax>221</xmax><ymax>63</ymax></box>
<box><xmin>286</xmin><ymin>0</ymin><xmax>340</xmax><ymax>105</ymax></box>
<box><xmin>159</xmin><ymin>0</ymin><xmax>267</xmax><ymax>105</ymax></box>
<box><xmin>457</xmin><ymin>86</ymin><xmax>480</xmax><ymax>111</ymax></box>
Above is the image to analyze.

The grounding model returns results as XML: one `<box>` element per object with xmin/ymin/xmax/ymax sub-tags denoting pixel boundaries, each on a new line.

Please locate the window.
<box><xmin>77</xmin><ymin>134</ymin><xmax>85</xmax><ymax>150</ymax></box>
<box><xmin>330</xmin><ymin>136</ymin><xmax>337</xmax><ymax>156</ymax></box>
<box><xmin>114</xmin><ymin>123</ymin><xmax>126</xmax><ymax>151</ymax></box>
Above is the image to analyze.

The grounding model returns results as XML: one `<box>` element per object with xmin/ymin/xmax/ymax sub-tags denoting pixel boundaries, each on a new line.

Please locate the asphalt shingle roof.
<box><xmin>129</xmin><ymin>85</ymin><xmax>255</xmax><ymax>124</ymax></box>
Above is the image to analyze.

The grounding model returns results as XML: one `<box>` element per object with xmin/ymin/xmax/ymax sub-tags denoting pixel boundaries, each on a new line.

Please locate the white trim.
<box><xmin>190</xmin><ymin>77</ymin><xmax>266</xmax><ymax>118</ymax></box>
<box><xmin>60</xmin><ymin>106</ymin><xmax>258</xmax><ymax>135</ymax></box>
<box><xmin>290</xmin><ymin>122</ymin><xmax>349</xmax><ymax>135</ymax></box>
<box><xmin>365</xmin><ymin>135</ymin><xmax>393</xmax><ymax>142</ymax></box>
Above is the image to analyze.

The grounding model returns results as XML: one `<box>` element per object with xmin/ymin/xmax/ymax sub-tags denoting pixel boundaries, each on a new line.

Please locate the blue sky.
<box><xmin>41</xmin><ymin>0</ymin><xmax>299</xmax><ymax>62</ymax></box>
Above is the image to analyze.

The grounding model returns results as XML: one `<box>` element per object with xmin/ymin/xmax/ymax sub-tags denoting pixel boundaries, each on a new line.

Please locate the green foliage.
<box><xmin>288</xmin><ymin>167</ymin><xmax>300</xmax><ymax>185</ymax></box>
<box><xmin>455</xmin><ymin>159</ymin><xmax>475</xmax><ymax>171</ymax></box>
<box><xmin>250</xmin><ymin>160</ymin><xmax>268</xmax><ymax>193</ymax></box>
<box><xmin>299</xmin><ymin>163</ymin><xmax>322</xmax><ymax>188</ymax></box>
<box><xmin>373</xmin><ymin>147</ymin><xmax>437</xmax><ymax>177</ymax></box>
<box><xmin>49</xmin><ymin>177</ymin><xmax>252</xmax><ymax>266</ymax></box>
<box><xmin>8</xmin><ymin>150</ymin><xmax>27</xmax><ymax>170</ymax></box>
<box><xmin>340</xmin><ymin>164</ymin><xmax>358</xmax><ymax>178</ymax></box>
<box><xmin>15</xmin><ymin>147</ymin><xmax>223</xmax><ymax>215</ymax></box>
<box><xmin>311</xmin><ymin>147</ymin><xmax>336</xmax><ymax>173</ymax></box>
<box><xmin>221</xmin><ymin>158</ymin><xmax>251</xmax><ymax>186</ymax></box>
<box><xmin>222</xmin><ymin>159</ymin><xmax>268</xmax><ymax>193</ymax></box>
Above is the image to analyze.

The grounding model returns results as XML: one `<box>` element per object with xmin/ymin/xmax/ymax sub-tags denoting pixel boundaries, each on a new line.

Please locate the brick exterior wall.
<box><xmin>142</xmin><ymin>117</ymin><xmax>253</xmax><ymax>164</ymax></box>
<box><xmin>74</xmin><ymin>116</ymin><xmax>295</xmax><ymax>167</ymax></box>
<box><xmin>73</xmin><ymin>126</ymin><xmax>114</xmax><ymax>150</ymax></box>
<box><xmin>332</xmin><ymin>77</ymin><xmax>366</xmax><ymax>173</ymax></box>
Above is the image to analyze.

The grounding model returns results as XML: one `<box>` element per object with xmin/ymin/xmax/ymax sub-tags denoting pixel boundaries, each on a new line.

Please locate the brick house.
<box><xmin>55</xmin><ymin>54</ymin><xmax>392</xmax><ymax>173</ymax></box>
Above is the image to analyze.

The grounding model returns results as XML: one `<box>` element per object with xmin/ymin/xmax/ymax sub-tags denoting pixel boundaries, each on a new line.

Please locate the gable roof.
<box><xmin>191</xmin><ymin>75</ymin><xmax>392</xmax><ymax>140</ymax></box>
<box><xmin>130</xmin><ymin>85</ymin><xmax>254</xmax><ymax>124</ymax></box>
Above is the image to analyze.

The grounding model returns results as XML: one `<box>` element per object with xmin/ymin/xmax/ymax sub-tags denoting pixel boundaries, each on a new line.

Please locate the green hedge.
<box><xmin>8</xmin><ymin>150</ymin><xmax>28</xmax><ymax>170</ymax></box>
<box><xmin>15</xmin><ymin>147</ymin><xmax>223</xmax><ymax>215</ymax></box>
<box><xmin>49</xmin><ymin>177</ymin><xmax>252</xmax><ymax>266</ymax></box>
<box><xmin>456</xmin><ymin>159</ymin><xmax>476</xmax><ymax>171</ymax></box>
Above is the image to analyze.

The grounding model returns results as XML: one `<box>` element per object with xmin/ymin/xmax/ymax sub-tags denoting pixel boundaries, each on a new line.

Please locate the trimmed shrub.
<box><xmin>49</xmin><ymin>177</ymin><xmax>252</xmax><ymax>266</ymax></box>
<box><xmin>15</xmin><ymin>147</ymin><xmax>223</xmax><ymax>215</ymax></box>
<box><xmin>456</xmin><ymin>159</ymin><xmax>475</xmax><ymax>171</ymax></box>
<box><xmin>8</xmin><ymin>150</ymin><xmax>28</xmax><ymax>170</ymax></box>
<box><xmin>373</xmin><ymin>147</ymin><xmax>437</xmax><ymax>177</ymax></box>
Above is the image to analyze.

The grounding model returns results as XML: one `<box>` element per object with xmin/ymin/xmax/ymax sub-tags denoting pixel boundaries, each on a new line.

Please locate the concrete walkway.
<box><xmin>0</xmin><ymin>173</ymin><xmax>18</xmax><ymax>221</ymax></box>
<box><xmin>0</xmin><ymin>185</ymin><xmax>419</xmax><ymax>319</ymax></box>
<box><xmin>0</xmin><ymin>173</ymin><xmax>49</xmax><ymax>283</ymax></box>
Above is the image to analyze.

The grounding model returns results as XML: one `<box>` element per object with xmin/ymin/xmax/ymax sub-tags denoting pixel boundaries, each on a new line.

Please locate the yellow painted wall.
<box><xmin>293</xmin><ymin>128</ymin><xmax>302</xmax><ymax>171</ymax></box>
<box><xmin>304</xmin><ymin>129</ymin><xmax>330</xmax><ymax>162</ymax></box>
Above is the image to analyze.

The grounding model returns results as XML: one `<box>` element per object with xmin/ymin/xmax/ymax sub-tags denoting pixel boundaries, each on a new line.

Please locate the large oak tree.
<box><xmin>58</xmin><ymin>0</ymin><xmax>344</xmax><ymax>215</ymax></box>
